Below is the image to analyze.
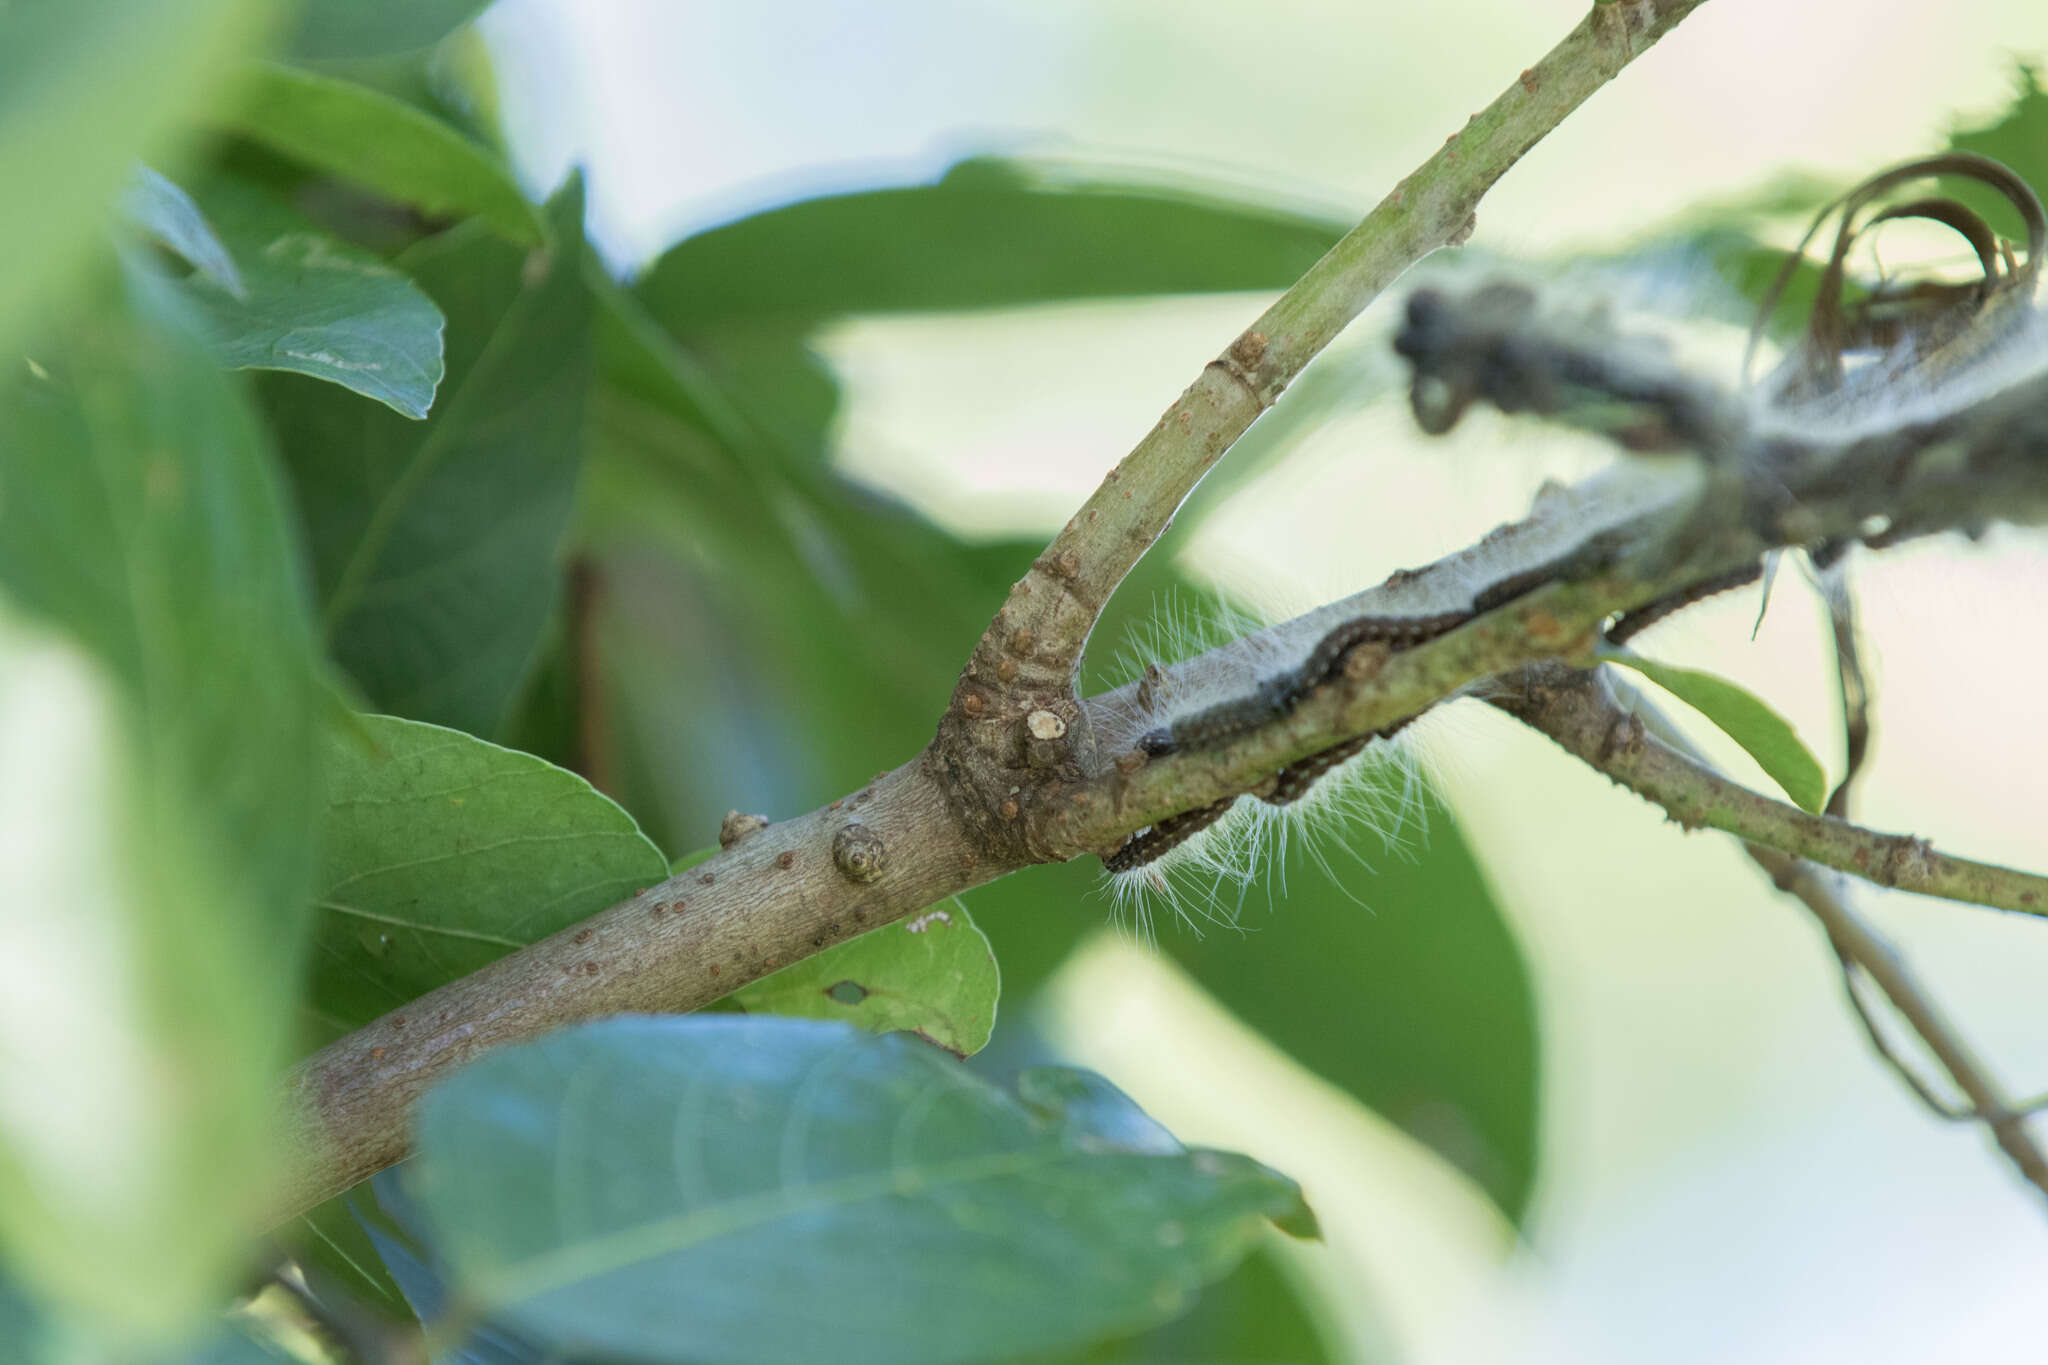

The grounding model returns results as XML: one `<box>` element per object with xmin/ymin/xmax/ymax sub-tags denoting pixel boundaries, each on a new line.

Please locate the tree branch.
<box><xmin>1781</xmin><ymin>862</ymin><xmax>2048</xmax><ymax>1206</ymax></box>
<box><xmin>1492</xmin><ymin>663</ymin><xmax>2048</xmax><ymax>919</ymax></box>
<box><xmin>271</xmin><ymin>1</ymin><xmax>1721</xmax><ymax>1223</ymax></box>
<box><xmin>1498</xmin><ymin>664</ymin><xmax>2048</xmax><ymax>1207</ymax></box>
<box><xmin>935</xmin><ymin>0</ymin><xmax>1714</xmax><ymax>863</ymax></box>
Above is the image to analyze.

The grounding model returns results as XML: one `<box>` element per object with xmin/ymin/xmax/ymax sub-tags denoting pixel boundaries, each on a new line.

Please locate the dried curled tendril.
<box><xmin>1745</xmin><ymin>151</ymin><xmax>2046</xmax><ymax>402</ymax></box>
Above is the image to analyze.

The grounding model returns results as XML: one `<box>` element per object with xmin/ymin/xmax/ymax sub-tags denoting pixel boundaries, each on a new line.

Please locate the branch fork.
<box><xmin>299</xmin><ymin>0</ymin><xmax>2005</xmax><ymax>1222</ymax></box>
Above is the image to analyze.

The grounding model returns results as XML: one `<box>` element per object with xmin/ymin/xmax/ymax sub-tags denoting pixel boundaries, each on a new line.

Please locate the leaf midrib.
<box><xmin>319</xmin><ymin>242</ymin><xmax>550</xmax><ymax>635</ymax></box>
<box><xmin>477</xmin><ymin>1139</ymin><xmax>1091</xmax><ymax>1306</ymax></box>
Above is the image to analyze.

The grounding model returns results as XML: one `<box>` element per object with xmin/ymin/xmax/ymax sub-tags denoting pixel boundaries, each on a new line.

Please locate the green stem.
<box><xmin>1501</xmin><ymin>664</ymin><xmax>2048</xmax><ymax>921</ymax></box>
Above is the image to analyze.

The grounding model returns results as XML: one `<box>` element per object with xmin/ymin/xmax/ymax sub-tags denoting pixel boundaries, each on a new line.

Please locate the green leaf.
<box><xmin>282</xmin><ymin>0</ymin><xmax>496</xmax><ymax>61</ymax></box>
<box><xmin>628</xmin><ymin>156</ymin><xmax>1347</xmax><ymax>466</ymax></box>
<box><xmin>413</xmin><ymin>1016</ymin><xmax>1310</xmax><ymax>1365</ymax></box>
<box><xmin>0</xmin><ymin>1271</ymin><xmax>294</xmax><ymax>1365</ymax></box>
<box><xmin>165</xmin><ymin>1330</ymin><xmax>293</xmax><ymax>1365</ymax></box>
<box><xmin>0</xmin><ymin>0</ymin><xmax>267</xmax><ymax>357</ymax></box>
<box><xmin>353</xmin><ymin>1169</ymin><xmax>625</xmax><ymax>1362</ymax></box>
<box><xmin>576</xmin><ymin>388</ymin><xmax>1024</xmax><ymax>850</ymax></box>
<box><xmin>1694</xmin><ymin>227</ymin><xmax>1834</xmax><ymax>341</ymax></box>
<box><xmin>307</xmin><ymin>713</ymin><xmax>669</xmax><ymax>1043</ymax></box>
<box><xmin>0</xmin><ymin>259</ymin><xmax>324</xmax><ymax>971</ymax></box>
<box><xmin>589</xmin><ymin>261</ymin><xmax>753</xmax><ymax>444</ymax></box>
<box><xmin>124</xmin><ymin>165</ymin><xmax>244</xmax><ymax>298</ymax></box>
<box><xmin>1158</xmin><ymin>774</ymin><xmax>1542</xmax><ymax>1224</ymax></box>
<box><xmin>288</xmin><ymin>1197</ymin><xmax>410</xmax><ymax>1316</ymax></box>
<box><xmin>267</xmin><ymin>179</ymin><xmax>593</xmax><ymax>736</ymax></box>
<box><xmin>1600</xmin><ymin>646</ymin><xmax>1829</xmax><ymax>813</ymax></box>
<box><xmin>0</xmin><ymin>609</ymin><xmax>274</xmax><ymax>1343</ymax></box>
<box><xmin>1008</xmin><ymin>1244</ymin><xmax>1345</xmax><ymax>1365</ymax></box>
<box><xmin>636</xmin><ymin>156</ymin><xmax>1347</xmax><ymax>327</ymax></box>
<box><xmin>733</xmin><ymin>898</ymin><xmax>1000</xmax><ymax>1057</ymax></box>
<box><xmin>218</xmin><ymin>63</ymin><xmax>545</xmax><ymax>246</ymax></box>
<box><xmin>174</xmin><ymin>176</ymin><xmax>446</xmax><ymax>417</ymax></box>
<box><xmin>1946</xmin><ymin>62</ymin><xmax>2048</xmax><ymax>238</ymax></box>
<box><xmin>0</xmin><ymin>266</ymin><xmax>322</xmax><ymax>1337</ymax></box>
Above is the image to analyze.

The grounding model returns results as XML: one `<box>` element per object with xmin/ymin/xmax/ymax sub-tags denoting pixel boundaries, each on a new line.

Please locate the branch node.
<box><xmin>719</xmin><ymin>810</ymin><xmax>770</xmax><ymax>849</ymax></box>
<box><xmin>1598</xmin><ymin>708</ymin><xmax>1644</xmax><ymax>764</ymax></box>
<box><xmin>1206</xmin><ymin>328</ymin><xmax>1275</xmax><ymax>412</ymax></box>
<box><xmin>1022</xmin><ymin>708</ymin><xmax>1070</xmax><ymax>770</ymax></box>
<box><xmin>1882</xmin><ymin>833</ymin><xmax>1935</xmax><ymax>887</ymax></box>
<box><xmin>831</xmin><ymin>823</ymin><xmax>887</xmax><ymax>883</ymax></box>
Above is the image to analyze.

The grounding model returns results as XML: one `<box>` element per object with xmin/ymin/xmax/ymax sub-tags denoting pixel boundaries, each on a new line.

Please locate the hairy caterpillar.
<box><xmin>1088</xmin><ymin>460</ymin><xmax>1703</xmax><ymax>917</ymax></box>
<box><xmin>1096</xmin><ymin>153</ymin><xmax>2048</xmax><ymax>901</ymax></box>
<box><xmin>1089</xmin><ymin>593</ymin><xmax>1443</xmax><ymax>937</ymax></box>
<box><xmin>1090</xmin><ymin>289</ymin><xmax>1730</xmax><ymax>889</ymax></box>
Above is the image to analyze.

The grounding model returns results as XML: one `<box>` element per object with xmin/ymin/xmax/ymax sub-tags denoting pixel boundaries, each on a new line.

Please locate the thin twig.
<box><xmin>1833</xmin><ymin>948</ymin><xmax>1973</xmax><ymax>1119</ymax></box>
<box><xmin>1501</xmin><ymin>664</ymin><xmax>2048</xmax><ymax>1208</ymax></box>
<box><xmin>567</xmin><ymin>556</ymin><xmax>614</xmax><ymax>796</ymax></box>
<box><xmin>1764</xmin><ymin>858</ymin><xmax>2048</xmax><ymax>1208</ymax></box>
<box><xmin>1492</xmin><ymin>664</ymin><xmax>2048</xmax><ymax>920</ymax></box>
<box><xmin>1820</xmin><ymin>565</ymin><xmax>1871</xmax><ymax>820</ymax></box>
<box><xmin>942</xmin><ymin>0</ymin><xmax>1713</xmax><ymax>777</ymax></box>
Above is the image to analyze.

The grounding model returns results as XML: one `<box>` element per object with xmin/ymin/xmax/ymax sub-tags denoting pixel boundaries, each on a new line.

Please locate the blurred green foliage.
<box><xmin>409</xmin><ymin>1017</ymin><xmax>1313</xmax><ymax>1365</ymax></box>
<box><xmin>0</xmin><ymin>2</ymin><xmax>1540</xmax><ymax>1358</ymax></box>
<box><xmin>266</xmin><ymin>183</ymin><xmax>591</xmax><ymax>734</ymax></box>
<box><xmin>0</xmin><ymin>261</ymin><xmax>321</xmax><ymax>1337</ymax></box>
<box><xmin>0</xmin><ymin>3</ymin><xmax>1527</xmax><ymax>1355</ymax></box>
<box><xmin>11</xmin><ymin>2</ymin><xmax>2025</xmax><ymax>1361</ymax></box>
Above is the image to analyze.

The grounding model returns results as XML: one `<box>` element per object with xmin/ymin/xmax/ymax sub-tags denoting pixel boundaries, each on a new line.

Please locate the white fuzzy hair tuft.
<box><xmin>1094</xmin><ymin>588</ymin><xmax>1441</xmax><ymax>945</ymax></box>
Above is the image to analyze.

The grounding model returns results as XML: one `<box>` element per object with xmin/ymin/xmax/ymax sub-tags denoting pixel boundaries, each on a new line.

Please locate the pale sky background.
<box><xmin>478</xmin><ymin>3</ymin><xmax>2048</xmax><ymax>1360</ymax></box>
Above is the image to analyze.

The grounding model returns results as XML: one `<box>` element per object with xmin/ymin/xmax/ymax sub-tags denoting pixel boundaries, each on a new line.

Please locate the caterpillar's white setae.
<box><xmin>1092</xmin><ymin>592</ymin><xmax>1438</xmax><ymax>942</ymax></box>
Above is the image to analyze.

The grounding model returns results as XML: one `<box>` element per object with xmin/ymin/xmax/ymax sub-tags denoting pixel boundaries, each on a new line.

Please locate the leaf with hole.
<box><xmin>733</xmin><ymin>898</ymin><xmax>1000</xmax><ymax>1057</ymax></box>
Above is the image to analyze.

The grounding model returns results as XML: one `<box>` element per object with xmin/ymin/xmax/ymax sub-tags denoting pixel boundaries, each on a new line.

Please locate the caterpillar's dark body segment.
<box><xmin>1147</xmin><ymin>612</ymin><xmax>1467</xmax><ymax>759</ymax></box>
<box><xmin>1144</xmin><ymin>543</ymin><xmax>1613</xmax><ymax>760</ymax></box>
<box><xmin>1113</xmin><ymin>536</ymin><xmax>1625</xmax><ymax>870</ymax></box>
<box><xmin>1292</xmin><ymin>611</ymin><xmax>1474</xmax><ymax>695</ymax></box>
<box><xmin>1107</xmin><ymin>716</ymin><xmax>1421</xmax><ymax>872</ymax></box>
<box><xmin>1137</xmin><ymin>677</ymin><xmax>1294</xmax><ymax>757</ymax></box>
<box><xmin>1266</xmin><ymin>715</ymin><xmax>1418</xmax><ymax>807</ymax></box>
<box><xmin>1102</xmin><ymin>796</ymin><xmax>1238</xmax><ymax>873</ymax></box>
